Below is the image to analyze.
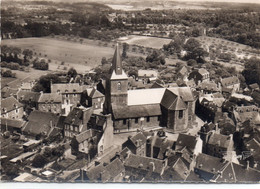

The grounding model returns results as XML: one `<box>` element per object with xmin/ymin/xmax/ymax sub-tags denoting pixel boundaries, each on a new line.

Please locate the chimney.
<box><xmin>246</xmin><ymin>160</ymin><xmax>250</xmax><ymax>170</ymax></box>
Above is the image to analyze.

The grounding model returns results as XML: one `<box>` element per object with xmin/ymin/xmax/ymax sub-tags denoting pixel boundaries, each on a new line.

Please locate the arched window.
<box><xmin>117</xmin><ymin>82</ymin><xmax>121</xmax><ymax>91</ymax></box>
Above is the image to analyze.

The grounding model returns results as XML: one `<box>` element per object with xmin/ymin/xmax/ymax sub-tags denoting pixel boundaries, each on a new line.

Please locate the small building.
<box><xmin>175</xmin><ymin>133</ymin><xmax>203</xmax><ymax>156</ymax></box>
<box><xmin>221</xmin><ymin>76</ymin><xmax>240</xmax><ymax>93</ymax></box>
<box><xmin>124</xmin><ymin>154</ymin><xmax>166</xmax><ymax>182</ymax></box>
<box><xmin>37</xmin><ymin>93</ymin><xmax>62</xmax><ymax>114</ymax></box>
<box><xmin>249</xmin><ymin>83</ymin><xmax>259</xmax><ymax>91</ymax></box>
<box><xmin>64</xmin><ymin>107</ymin><xmax>93</xmax><ymax>139</ymax></box>
<box><xmin>205</xmin><ymin>132</ymin><xmax>234</xmax><ymax>158</ymax></box>
<box><xmin>85</xmin><ymin>88</ymin><xmax>105</xmax><ymax>110</ymax></box>
<box><xmin>122</xmin><ymin>132</ymin><xmax>147</xmax><ymax>157</ymax></box>
<box><xmin>188</xmin><ymin>68</ymin><xmax>210</xmax><ymax>85</ymax></box>
<box><xmin>17</xmin><ymin>90</ymin><xmax>41</xmax><ymax>113</ymax></box>
<box><xmin>0</xmin><ymin>117</ymin><xmax>26</xmax><ymax>133</ymax></box>
<box><xmin>1</xmin><ymin>96</ymin><xmax>24</xmax><ymax>120</ymax></box>
<box><xmin>51</xmin><ymin>83</ymin><xmax>89</xmax><ymax>115</ymax></box>
<box><xmin>22</xmin><ymin>110</ymin><xmax>60</xmax><ymax>138</ymax></box>
<box><xmin>138</xmin><ymin>70</ymin><xmax>158</xmax><ymax>83</ymax></box>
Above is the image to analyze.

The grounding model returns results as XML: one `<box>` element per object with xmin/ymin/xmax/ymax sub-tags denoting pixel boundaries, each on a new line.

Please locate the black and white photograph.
<box><xmin>1</xmin><ymin>0</ymin><xmax>260</xmax><ymax>185</ymax></box>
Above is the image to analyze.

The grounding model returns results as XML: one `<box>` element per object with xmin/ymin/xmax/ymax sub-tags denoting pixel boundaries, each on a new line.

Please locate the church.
<box><xmin>103</xmin><ymin>44</ymin><xmax>196</xmax><ymax>133</ymax></box>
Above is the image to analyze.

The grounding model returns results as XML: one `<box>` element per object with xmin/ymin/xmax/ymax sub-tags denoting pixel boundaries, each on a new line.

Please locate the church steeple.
<box><xmin>112</xmin><ymin>43</ymin><xmax>123</xmax><ymax>75</ymax></box>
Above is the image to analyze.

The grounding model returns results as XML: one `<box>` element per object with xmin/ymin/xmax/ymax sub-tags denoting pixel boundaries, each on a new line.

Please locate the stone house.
<box><xmin>51</xmin><ymin>83</ymin><xmax>89</xmax><ymax>115</ymax></box>
<box><xmin>122</xmin><ymin>132</ymin><xmax>147</xmax><ymax>157</ymax></box>
<box><xmin>37</xmin><ymin>93</ymin><xmax>62</xmax><ymax>114</ymax></box>
<box><xmin>64</xmin><ymin>107</ymin><xmax>93</xmax><ymax>139</ymax></box>
<box><xmin>220</xmin><ymin>76</ymin><xmax>240</xmax><ymax>93</ymax></box>
<box><xmin>188</xmin><ymin>68</ymin><xmax>210</xmax><ymax>85</ymax></box>
<box><xmin>1</xmin><ymin>96</ymin><xmax>24</xmax><ymax>120</ymax></box>
<box><xmin>85</xmin><ymin>88</ymin><xmax>105</xmax><ymax>110</ymax></box>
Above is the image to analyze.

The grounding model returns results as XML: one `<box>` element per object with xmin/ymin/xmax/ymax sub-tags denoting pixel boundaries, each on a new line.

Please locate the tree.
<box><xmin>2</xmin><ymin>70</ymin><xmax>16</xmax><ymax>78</ymax></box>
<box><xmin>32</xmin><ymin>73</ymin><xmax>61</xmax><ymax>93</ymax></box>
<box><xmin>32</xmin><ymin>154</ymin><xmax>47</xmax><ymax>168</ymax></box>
<box><xmin>146</xmin><ymin>50</ymin><xmax>166</xmax><ymax>65</ymax></box>
<box><xmin>184</xmin><ymin>38</ymin><xmax>208</xmax><ymax>62</ymax></box>
<box><xmin>122</xmin><ymin>43</ymin><xmax>129</xmax><ymax>59</ymax></box>
<box><xmin>68</xmin><ymin>67</ymin><xmax>77</xmax><ymax>78</ymax></box>
<box><xmin>187</xmin><ymin>59</ymin><xmax>197</xmax><ymax>67</ymax></box>
<box><xmin>242</xmin><ymin>57</ymin><xmax>260</xmax><ymax>85</ymax></box>
<box><xmin>101</xmin><ymin>57</ymin><xmax>108</xmax><ymax>65</ymax></box>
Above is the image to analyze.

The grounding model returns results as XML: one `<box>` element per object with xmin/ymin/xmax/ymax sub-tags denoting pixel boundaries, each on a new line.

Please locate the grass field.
<box><xmin>118</xmin><ymin>35</ymin><xmax>172</xmax><ymax>49</ymax></box>
<box><xmin>2</xmin><ymin>37</ymin><xmax>117</xmax><ymax>71</ymax></box>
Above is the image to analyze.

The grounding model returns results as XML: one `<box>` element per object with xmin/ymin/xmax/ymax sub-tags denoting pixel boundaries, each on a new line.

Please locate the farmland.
<box><xmin>118</xmin><ymin>35</ymin><xmax>172</xmax><ymax>49</ymax></box>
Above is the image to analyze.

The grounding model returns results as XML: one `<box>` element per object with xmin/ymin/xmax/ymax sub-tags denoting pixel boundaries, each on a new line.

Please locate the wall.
<box><xmin>2</xmin><ymin>107</ymin><xmax>24</xmax><ymax>120</ymax></box>
<box><xmin>38</xmin><ymin>103</ymin><xmax>62</xmax><ymax>114</ymax></box>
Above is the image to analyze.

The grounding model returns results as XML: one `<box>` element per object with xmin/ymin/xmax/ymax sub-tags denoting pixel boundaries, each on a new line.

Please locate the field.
<box><xmin>2</xmin><ymin>37</ymin><xmax>117</xmax><ymax>71</ymax></box>
<box><xmin>118</xmin><ymin>35</ymin><xmax>172</xmax><ymax>49</ymax></box>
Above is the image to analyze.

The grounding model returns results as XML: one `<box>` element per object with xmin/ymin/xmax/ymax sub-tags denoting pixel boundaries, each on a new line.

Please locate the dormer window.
<box><xmin>117</xmin><ymin>82</ymin><xmax>121</xmax><ymax>91</ymax></box>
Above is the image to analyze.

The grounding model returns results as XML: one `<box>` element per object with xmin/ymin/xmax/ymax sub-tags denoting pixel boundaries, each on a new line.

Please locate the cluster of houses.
<box><xmin>1</xmin><ymin>44</ymin><xmax>260</xmax><ymax>182</ymax></box>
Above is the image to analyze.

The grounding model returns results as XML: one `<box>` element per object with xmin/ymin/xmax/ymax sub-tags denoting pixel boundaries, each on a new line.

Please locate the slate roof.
<box><xmin>51</xmin><ymin>83</ymin><xmax>88</xmax><ymax>93</ymax></box>
<box><xmin>75</xmin><ymin>129</ymin><xmax>93</xmax><ymax>143</ymax></box>
<box><xmin>198</xmin><ymin>68</ymin><xmax>209</xmax><ymax>76</ymax></box>
<box><xmin>208</xmin><ymin>133</ymin><xmax>232</xmax><ymax>149</ymax></box>
<box><xmin>1</xmin><ymin>96</ymin><xmax>23</xmax><ymax>113</ymax></box>
<box><xmin>124</xmin><ymin>154</ymin><xmax>165</xmax><ymax>175</ymax></box>
<box><xmin>112</xmin><ymin>104</ymin><xmax>161</xmax><ymax>119</ymax></box>
<box><xmin>129</xmin><ymin>132</ymin><xmax>147</xmax><ymax>148</ymax></box>
<box><xmin>64</xmin><ymin>107</ymin><xmax>93</xmax><ymax>126</ymax></box>
<box><xmin>195</xmin><ymin>153</ymin><xmax>228</xmax><ymax>174</ymax></box>
<box><xmin>1</xmin><ymin>87</ymin><xmax>18</xmax><ymax>98</ymax></box>
<box><xmin>138</xmin><ymin>70</ymin><xmax>158</xmax><ymax>78</ymax></box>
<box><xmin>89</xmin><ymin>88</ymin><xmax>104</xmax><ymax>99</ymax></box>
<box><xmin>127</xmin><ymin>88</ymin><xmax>166</xmax><ymax>106</ymax></box>
<box><xmin>150</xmin><ymin>82</ymin><xmax>164</xmax><ymax>89</ymax></box>
<box><xmin>23</xmin><ymin>110</ymin><xmax>60</xmax><ymax>135</ymax></box>
<box><xmin>221</xmin><ymin>76</ymin><xmax>239</xmax><ymax>87</ymax></box>
<box><xmin>176</xmin><ymin>134</ymin><xmax>197</xmax><ymax>152</ymax></box>
<box><xmin>178</xmin><ymin>66</ymin><xmax>188</xmax><ymax>76</ymax></box>
<box><xmin>17</xmin><ymin>90</ymin><xmax>41</xmax><ymax>102</ymax></box>
<box><xmin>249</xmin><ymin>83</ymin><xmax>259</xmax><ymax>90</ymax></box>
<box><xmin>86</xmin><ymin>164</ymin><xmax>105</xmax><ymax>181</ymax></box>
<box><xmin>161</xmin><ymin>89</ymin><xmax>187</xmax><ymax>110</ymax></box>
<box><xmin>200</xmin><ymin>123</ymin><xmax>215</xmax><ymax>133</ymax></box>
<box><xmin>38</xmin><ymin>93</ymin><xmax>62</xmax><ymax>103</ymax></box>
<box><xmin>234</xmin><ymin>105</ymin><xmax>259</xmax><ymax>123</ymax></box>
<box><xmin>167</xmin><ymin>87</ymin><xmax>194</xmax><ymax>102</ymax></box>
<box><xmin>0</xmin><ymin>117</ymin><xmax>26</xmax><ymax>129</ymax></box>
<box><xmin>101</xmin><ymin>158</ymin><xmax>125</xmax><ymax>182</ymax></box>
<box><xmin>198</xmin><ymin>82</ymin><xmax>219</xmax><ymax>92</ymax></box>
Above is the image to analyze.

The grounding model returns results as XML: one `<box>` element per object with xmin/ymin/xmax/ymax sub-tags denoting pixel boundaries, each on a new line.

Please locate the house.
<box><xmin>197</xmin><ymin>81</ymin><xmax>220</xmax><ymax>94</ymax></box>
<box><xmin>124</xmin><ymin>154</ymin><xmax>166</xmax><ymax>182</ymax></box>
<box><xmin>20</xmin><ymin>81</ymin><xmax>35</xmax><ymax>91</ymax></box>
<box><xmin>17</xmin><ymin>90</ymin><xmax>41</xmax><ymax>113</ymax></box>
<box><xmin>205</xmin><ymin>132</ymin><xmax>234</xmax><ymax>159</ymax></box>
<box><xmin>198</xmin><ymin>122</ymin><xmax>216</xmax><ymax>152</ymax></box>
<box><xmin>195</xmin><ymin>153</ymin><xmax>260</xmax><ymax>183</ymax></box>
<box><xmin>64</xmin><ymin>106</ymin><xmax>93</xmax><ymax>139</ymax></box>
<box><xmin>85</xmin><ymin>88</ymin><xmax>105</xmax><ymax>110</ymax></box>
<box><xmin>138</xmin><ymin>70</ymin><xmax>158</xmax><ymax>83</ymax></box>
<box><xmin>1</xmin><ymin>87</ymin><xmax>18</xmax><ymax>99</ymax></box>
<box><xmin>122</xmin><ymin>132</ymin><xmax>147</xmax><ymax>157</ymax></box>
<box><xmin>177</xmin><ymin>66</ymin><xmax>189</xmax><ymax>81</ymax></box>
<box><xmin>188</xmin><ymin>68</ymin><xmax>210</xmax><ymax>85</ymax></box>
<box><xmin>232</xmin><ymin>105</ymin><xmax>260</xmax><ymax>125</ymax></box>
<box><xmin>220</xmin><ymin>76</ymin><xmax>240</xmax><ymax>93</ymax></box>
<box><xmin>146</xmin><ymin>134</ymin><xmax>175</xmax><ymax>160</ymax></box>
<box><xmin>51</xmin><ymin>83</ymin><xmax>89</xmax><ymax>115</ymax></box>
<box><xmin>37</xmin><ymin>93</ymin><xmax>62</xmax><ymax>114</ymax></box>
<box><xmin>22</xmin><ymin>110</ymin><xmax>61</xmax><ymax>138</ymax></box>
<box><xmin>1</xmin><ymin>117</ymin><xmax>26</xmax><ymax>133</ymax></box>
<box><xmin>252</xmin><ymin>90</ymin><xmax>260</xmax><ymax>106</ymax></box>
<box><xmin>249</xmin><ymin>83</ymin><xmax>259</xmax><ymax>91</ymax></box>
<box><xmin>243</xmin><ymin>138</ymin><xmax>260</xmax><ymax>170</ymax></box>
<box><xmin>70</xmin><ymin>129</ymin><xmax>103</xmax><ymax>159</ymax></box>
<box><xmin>194</xmin><ymin>153</ymin><xmax>229</xmax><ymax>181</ymax></box>
<box><xmin>1</xmin><ymin>96</ymin><xmax>24</xmax><ymax>120</ymax></box>
<box><xmin>175</xmin><ymin>133</ymin><xmax>203</xmax><ymax>156</ymax></box>
<box><xmin>222</xmin><ymin>87</ymin><xmax>234</xmax><ymax>98</ymax></box>
<box><xmin>82</xmin><ymin>158</ymin><xmax>125</xmax><ymax>182</ymax></box>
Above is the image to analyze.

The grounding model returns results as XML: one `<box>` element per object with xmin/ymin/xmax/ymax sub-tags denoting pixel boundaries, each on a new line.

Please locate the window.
<box><xmin>70</xmin><ymin>126</ymin><xmax>73</xmax><ymax>131</ymax></box>
<box><xmin>146</xmin><ymin>117</ymin><xmax>150</xmax><ymax>122</ymax></box>
<box><xmin>15</xmin><ymin>108</ymin><xmax>19</xmax><ymax>114</ymax></box>
<box><xmin>117</xmin><ymin>82</ymin><xmax>121</xmax><ymax>91</ymax></box>
<box><xmin>123</xmin><ymin>119</ymin><xmax>127</xmax><ymax>125</ymax></box>
<box><xmin>158</xmin><ymin>116</ymin><xmax>161</xmax><ymax>121</ymax></box>
<box><xmin>135</xmin><ymin>118</ymin><xmax>139</xmax><ymax>124</ymax></box>
<box><xmin>179</xmin><ymin>110</ymin><xmax>183</xmax><ymax>119</ymax></box>
<box><xmin>75</xmin><ymin>127</ymin><xmax>78</xmax><ymax>132</ymax></box>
